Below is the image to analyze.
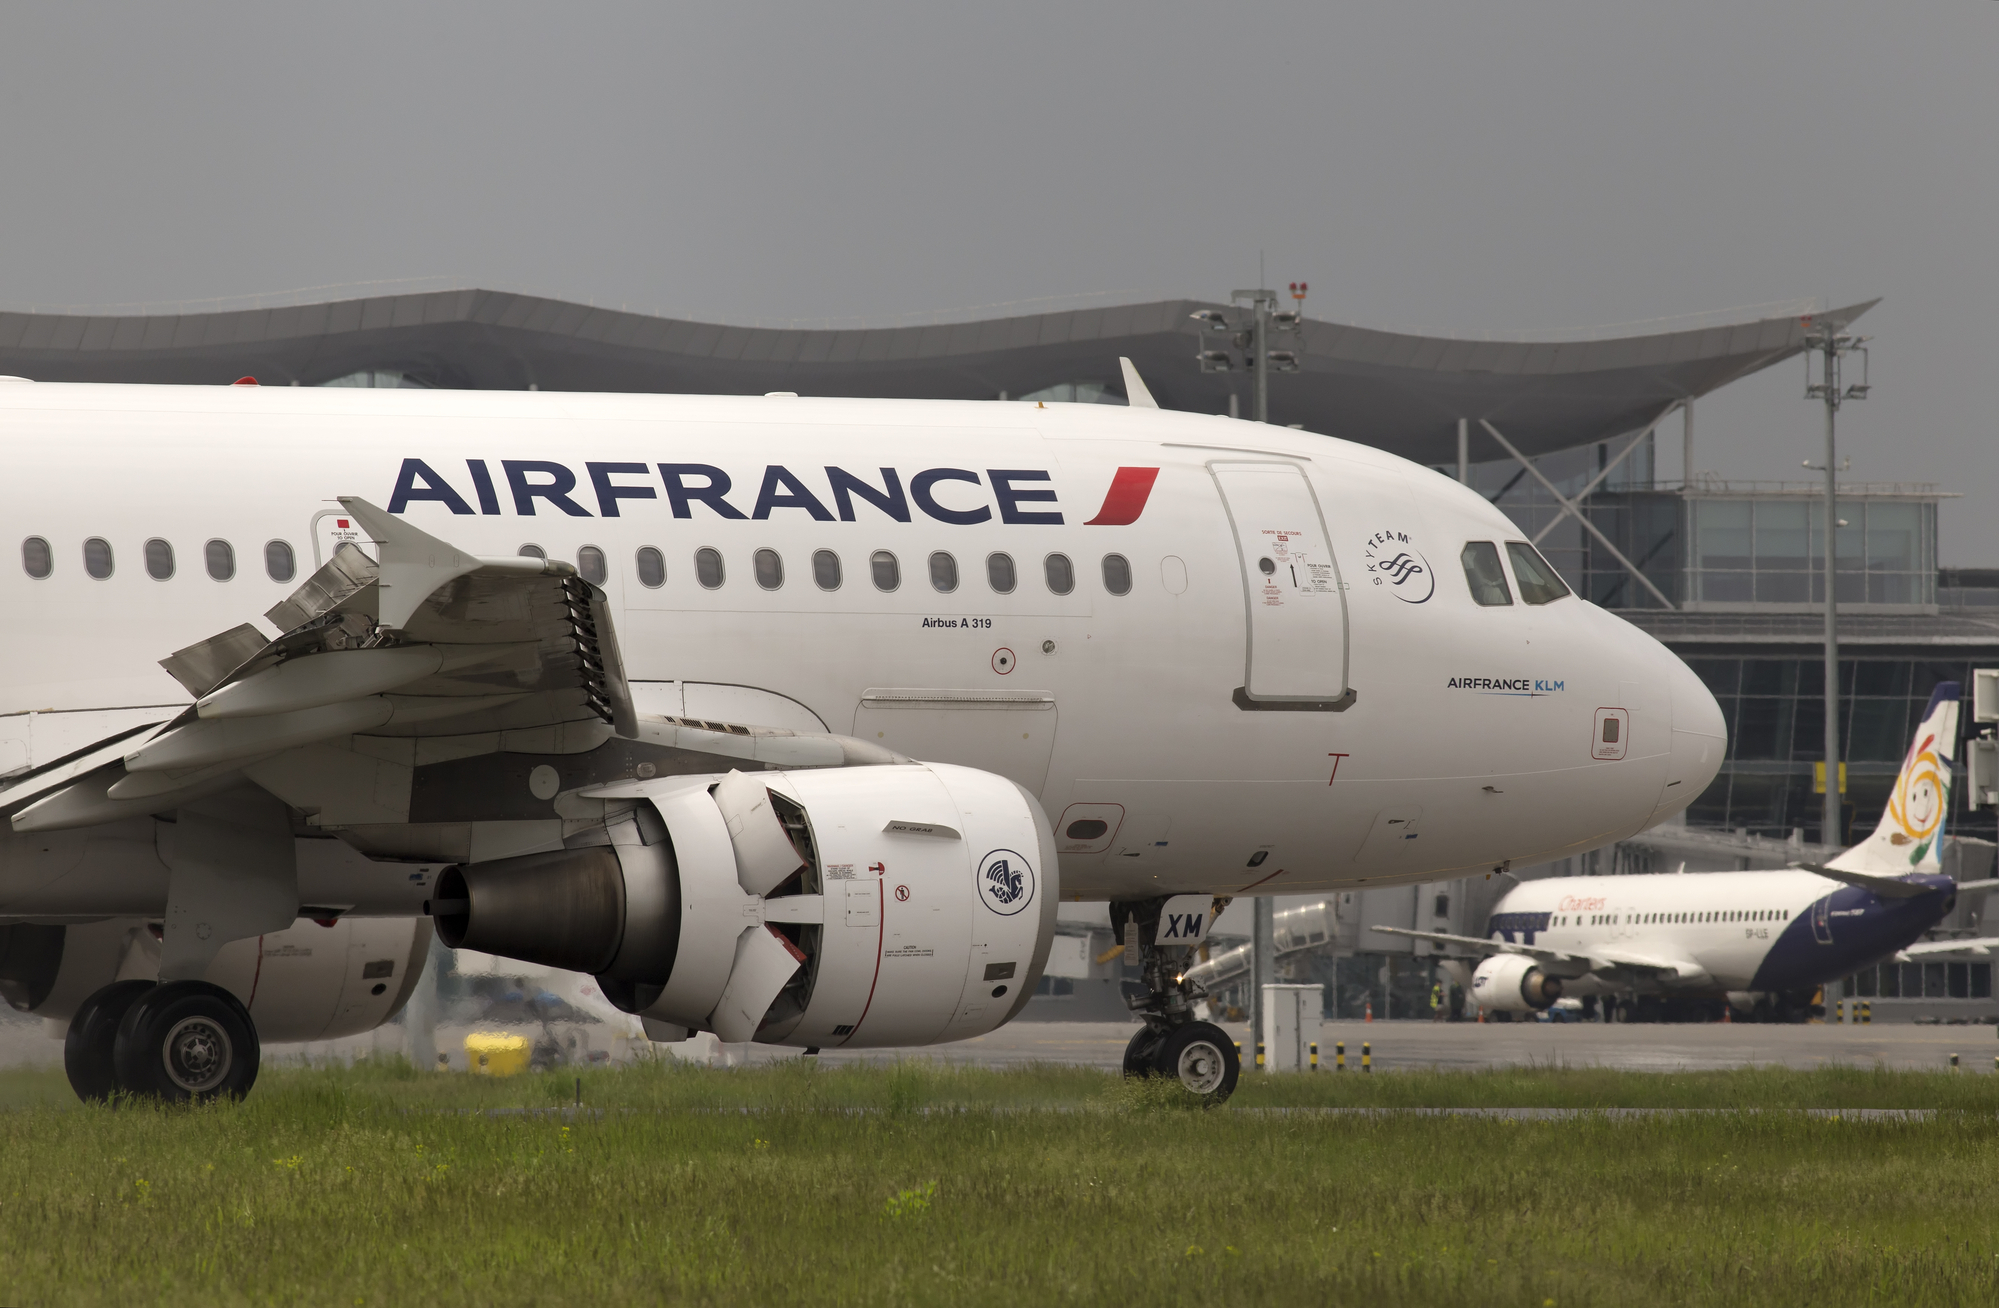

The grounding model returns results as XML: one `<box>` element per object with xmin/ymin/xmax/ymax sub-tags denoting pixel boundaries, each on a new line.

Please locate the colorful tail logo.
<box><xmin>1833</xmin><ymin>681</ymin><xmax>1958</xmax><ymax>873</ymax></box>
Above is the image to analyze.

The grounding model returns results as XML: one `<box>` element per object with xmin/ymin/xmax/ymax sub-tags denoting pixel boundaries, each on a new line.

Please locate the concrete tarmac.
<box><xmin>806</xmin><ymin>1019</ymin><xmax>1999</xmax><ymax>1075</ymax></box>
<box><xmin>8</xmin><ymin>1009</ymin><xmax>1996</xmax><ymax>1076</ymax></box>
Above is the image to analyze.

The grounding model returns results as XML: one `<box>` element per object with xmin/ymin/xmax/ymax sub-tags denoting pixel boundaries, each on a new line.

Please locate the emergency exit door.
<box><xmin>1210</xmin><ymin>462</ymin><xmax>1349</xmax><ymax>706</ymax></box>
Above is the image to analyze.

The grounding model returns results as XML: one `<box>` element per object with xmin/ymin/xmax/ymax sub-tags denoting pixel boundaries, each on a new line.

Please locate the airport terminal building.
<box><xmin>6</xmin><ymin>288</ymin><xmax>1990</xmax><ymax>1018</ymax></box>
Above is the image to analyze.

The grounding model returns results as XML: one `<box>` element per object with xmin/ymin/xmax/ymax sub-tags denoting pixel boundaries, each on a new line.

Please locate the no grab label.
<box><xmin>977</xmin><ymin>849</ymin><xmax>1035</xmax><ymax>916</ymax></box>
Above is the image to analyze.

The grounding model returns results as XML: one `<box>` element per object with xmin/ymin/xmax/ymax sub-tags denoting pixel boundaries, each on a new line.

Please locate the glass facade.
<box><xmin>1016</xmin><ymin>380</ymin><xmax>1116</xmax><ymax>404</ymax></box>
<box><xmin>1447</xmin><ymin>439</ymin><xmax>1942</xmax><ymax>614</ymax></box>
<box><xmin>1839</xmin><ymin>961</ymin><xmax>1992</xmax><ymax>1000</ymax></box>
<box><xmin>318</xmin><ymin>369</ymin><xmax>428</xmax><ymax>388</ymax></box>
<box><xmin>1688</xmin><ymin>497</ymin><xmax>1934</xmax><ymax>607</ymax></box>
<box><xmin>1680</xmin><ymin>656</ymin><xmax>1981</xmax><ymax>845</ymax></box>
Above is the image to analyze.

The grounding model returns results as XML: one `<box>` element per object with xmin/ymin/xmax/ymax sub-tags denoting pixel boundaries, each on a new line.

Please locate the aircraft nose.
<box><xmin>1651</xmin><ymin>653</ymin><xmax>1726</xmax><ymax>825</ymax></box>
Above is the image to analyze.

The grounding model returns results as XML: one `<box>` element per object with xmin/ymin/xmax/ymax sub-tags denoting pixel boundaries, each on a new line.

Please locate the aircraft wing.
<box><xmin>1369</xmin><ymin>925</ymin><xmax>1573</xmax><ymax>964</ymax></box>
<box><xmin>1792</xmin><ymin>862</ymin><xmax>1935</xmax><ymax>900</ymax></box>
<box><xmin>1372</xmin><ymin>926</ymin><xmax>1708</xmax><ymax>982</ymax></box>
<box><xmin>8</xmin><ymin>497</ymin><xmax>636</xmax><ymax>832</ymax></box>
<box><xmin>5</xmin><ymin>497</ymin><xmax>906</xmax><ymax>837</ymax></box>
<box><xmin>1894</xmin><ymin>938</ymin><xmax>1999</xmax><ymax>960</ymax></box>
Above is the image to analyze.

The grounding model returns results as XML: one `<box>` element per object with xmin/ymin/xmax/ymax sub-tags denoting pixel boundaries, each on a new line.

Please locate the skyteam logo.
<box><xmin>1361</xmin><ymin>529</ymin><xmax>1434</xmax><ymax>603</ymax></box>
<box><xmin>976</xmin><ymin>848</ymin><xmax>1035</xmax><ymax>916</ymax></box>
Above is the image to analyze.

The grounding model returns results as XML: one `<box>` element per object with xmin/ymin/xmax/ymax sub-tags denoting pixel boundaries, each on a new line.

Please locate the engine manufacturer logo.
<box><xmin>976</xmin><ymin>849</ymin><xmax>1035</xmax><ymax>916</ymax></box>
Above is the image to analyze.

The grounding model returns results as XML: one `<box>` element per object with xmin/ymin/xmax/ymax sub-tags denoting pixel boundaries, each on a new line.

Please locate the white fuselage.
<box><xmin>0</xmin><ymin>383</ymin><xmax>1725</xmax><ymax>904</ymax></box>
<box><xmin>1487</xmin><ymin>869</ymin><xmax>1947</xmax><ymax>994</ymax></box>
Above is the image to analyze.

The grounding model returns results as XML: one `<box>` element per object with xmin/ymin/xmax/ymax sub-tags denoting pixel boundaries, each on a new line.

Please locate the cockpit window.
<box><xmin>1460</xmin><ymin>541</ymin><xmax>1512</xmax><ymax>606</ymax></box>
<box><xmin>1506</xmin><ymin>541</ymin><xmax>1571</xmax><ymax>604</ymax></box>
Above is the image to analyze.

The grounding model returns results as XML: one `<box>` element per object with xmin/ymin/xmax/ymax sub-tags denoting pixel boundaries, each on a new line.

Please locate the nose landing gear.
<box><xmin>64</xmin><ymin>979</ymin><xmax>261</xmax><ymax>1104</ymax></box>
<box><xmin>1112</xmin><ymin>897</ymin><xmax>1241</xmax><ymax>1103</ymax></box>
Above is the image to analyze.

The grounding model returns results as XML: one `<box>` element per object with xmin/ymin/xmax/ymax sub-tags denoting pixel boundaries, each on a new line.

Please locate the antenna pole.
<box><xmin>1804</xmin><ymin>321</ymin><xmax>1870</xmax><ymax>847</ymax></box>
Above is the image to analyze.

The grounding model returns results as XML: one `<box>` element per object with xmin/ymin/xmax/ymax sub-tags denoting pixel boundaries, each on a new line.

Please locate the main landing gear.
<box><xmin>65</xmin><ymin>979</ymin><xmax>261</xmax><ymax>1103</ymax></box>
<box><xmin>1111</xmin><ymin>898</ymin><xmax>1240</xmax><ymax>1104</ymax></box>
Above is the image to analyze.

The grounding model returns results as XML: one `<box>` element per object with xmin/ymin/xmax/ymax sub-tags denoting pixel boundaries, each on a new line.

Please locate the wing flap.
<box><xmin>1585</xmin><ymin>947</ymin><xmax>1709</xmax><ymax>981</ymax></box>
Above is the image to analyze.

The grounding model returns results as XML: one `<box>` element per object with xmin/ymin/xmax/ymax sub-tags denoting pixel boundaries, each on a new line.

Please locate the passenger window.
<box><xmin>205</xmin><ymin>539</ymin><xmax>235</xmax><ymax>581</ymax></box>
<box><xmin>83</xmin><ymin>538</ymin><xmax>114</xmax><ymax>580</ymax></box>
<box><xmin>144</xmin><ymin>538</ymin><xmax>175</xmax><ymax>580</ymax></box>
<box><xmin>635</xmin><ymin>546</ymin><xmax>666</xmax><ymax>588</ymax></box>
<box><xmin>1505</xmin><ymin>541</ymin><xmax>1571</xmax><ymax>604</ymax></box>
<box><xmin>695</xmin><ymin>547</ymin><xmax>725</xmax><ymax>589</ymax></box>
<box><xmin>1101</xmin><ymin>553</ymin><xmax>1132</xmax><ymax>596</ymax></box>
<box><xmin>986</xmin><ymin>552</ymin><xmax>1016</xmax><ymax>594</ymax></box>
<box><xmin>1460</xmin><ymin>541</ymin><xmax>1512</xmax><ymax>606</ymax></box>
<box><xmin>21</xmin><ymin>536</ymin><xmax>51</xmax><ymax>580</ymax></box>
<box><xmin>929</xmin><ymin>551</ymin><xmax>959</xmax><ymax>593</ymax></box>
<box><xmin>754</xmin><ymin>548</ymin><xmax>784</xmax><ymax>590</ymax></box>
<box><xmin>518</xmin><ymin>544</ymin><xmax>546</xmax><ymax>560</ymax></box>
<box><xmin>1044</xmin><ymin>552</ymin><xmax>1075</xmax><ymax>596</ymax></box>
<box><xmin>577</xmin><ymin>545</ymin><xmax>607</xmax><ymax>586</ymax></box>
<box><xmin>870</xmin><ymin>550</ymin><xmax>900</xmax><ymax>592</ymax></box>
<box><xmin>265</xmin><ymin>540</ymin><xmax>296</xmax><ymax>583</ymax></box>
<box><xmin>813</xmin><ymin>549</ymin><xmax>841</xmax><ymax>591</ymax></box>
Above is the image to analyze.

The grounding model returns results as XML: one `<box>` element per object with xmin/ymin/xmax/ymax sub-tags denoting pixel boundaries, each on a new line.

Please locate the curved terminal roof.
<box><xmin>0</xmin><ymin>290</ymin><xmax>1875</xmax><ymax>463</ymax></box>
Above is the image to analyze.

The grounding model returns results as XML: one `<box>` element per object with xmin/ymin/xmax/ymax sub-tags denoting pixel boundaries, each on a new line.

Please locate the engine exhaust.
<box><xmin>429</xmin><ymin>834</ymin><xmax>678</xmax><ymax>984</ymax></box>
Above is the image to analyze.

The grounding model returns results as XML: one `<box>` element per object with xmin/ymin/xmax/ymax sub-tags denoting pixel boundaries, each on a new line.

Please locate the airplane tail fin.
<box><xmin>1827</xmin><ymin>681</ymin><xmax>1959</xmax><ymax>874</ymax></box>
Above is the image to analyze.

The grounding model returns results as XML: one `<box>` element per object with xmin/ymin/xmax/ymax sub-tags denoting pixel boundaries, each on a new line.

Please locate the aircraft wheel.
<box><xmin>64</xmin><ymin>980</ymin><xmax>155</xmax><ymax>1103</ymax></box>
<box><xmin>1122</xmin><ymin>1027</ymin><xmax>1165</xmax><ymax>1078</ymax></box>
<box><xmin>112</xmin><ymin>980</ymin><xmax>260</xmax><ymax>1102</ymax></box>
<box><xmin>1152</xmin><ymin>1021</ymin><xmax>1240</xmax><ymax>1103</ymax></box>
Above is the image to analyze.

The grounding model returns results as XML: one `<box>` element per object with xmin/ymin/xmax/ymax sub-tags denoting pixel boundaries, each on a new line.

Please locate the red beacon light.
<box><xmin>232</xmin><ymin>376</ymin><xmax>258</xmax><ymax>386</ymax></box>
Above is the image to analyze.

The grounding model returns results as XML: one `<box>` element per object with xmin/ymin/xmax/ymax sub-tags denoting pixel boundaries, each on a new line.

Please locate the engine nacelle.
<box><xmin>1470</xmin><ymin>953</ymin><xmax>1564</xmax><ymax>1012</ymax></box>
<box><xmin>434</xmin><ymin>762</ymin><xmax>1057</xmax><ymax>1048</ymax></box>
<box><xmin>1</xmin><ymin>915</ymin><xmax>432</xmax><ymax>1042</ymax></box>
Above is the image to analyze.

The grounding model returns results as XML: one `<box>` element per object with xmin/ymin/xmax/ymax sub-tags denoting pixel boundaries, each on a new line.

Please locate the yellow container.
<box><xmin>465</xmin><ymin>1032</ymin><xmax>530</xmax><ymax>1076</ymax></box>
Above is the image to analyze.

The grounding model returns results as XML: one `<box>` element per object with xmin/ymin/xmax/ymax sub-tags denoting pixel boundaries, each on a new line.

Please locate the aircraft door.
<box><xmin>1811</xmin><ymin>896</ymin><xmax>1834</xmax><ymax>945</ymax></box>
<box><xmin>1209</xmin><ymin>462</ymin><xmax>1349</xmax><ymax>705</ymax></box>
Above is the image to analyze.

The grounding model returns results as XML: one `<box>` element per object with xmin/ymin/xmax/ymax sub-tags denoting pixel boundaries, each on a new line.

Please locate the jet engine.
<box><xmin>431</xmin><ymin>762</ymin><xmax>1058</xmax><ymax>1047</ymax></box>
<box><xmin>1470</xmin><ymin>953</ymin><xmax>1563</xmax><ymax>1012</ymax></box>
<box><xmin>0</xmin><ymin>915</ymin><xmax>432</xmax><ymax>1042</ymax></box>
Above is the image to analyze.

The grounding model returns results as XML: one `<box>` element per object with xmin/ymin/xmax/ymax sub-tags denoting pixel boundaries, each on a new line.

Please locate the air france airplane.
<box><xmin>1381</xmin><ymin>683</ymin><xmax>1997</xmax><ymax>1020</ymax></box>
<box><xmin>0</xmin><ymin>366</ymin><xmax>1725</xmax><ymax>1102</ymax></box>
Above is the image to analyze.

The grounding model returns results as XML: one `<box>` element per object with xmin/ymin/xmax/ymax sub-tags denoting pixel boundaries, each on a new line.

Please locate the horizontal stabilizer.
<box><xmin>1793</xmin><ymin>862</ymin><xmax>1937</xmax><ymax>900</ymax></box>
<box><xmin>1896</xmin><ymin>937</ymin><xmax>1999</xmax><ymax>960</ymax></box>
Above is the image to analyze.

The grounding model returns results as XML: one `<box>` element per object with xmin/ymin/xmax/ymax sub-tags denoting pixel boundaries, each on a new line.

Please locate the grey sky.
<box><xmin>3</xmin><ymin>3</ymin><xmax>1993</xmax><ymax>558</ymax></box>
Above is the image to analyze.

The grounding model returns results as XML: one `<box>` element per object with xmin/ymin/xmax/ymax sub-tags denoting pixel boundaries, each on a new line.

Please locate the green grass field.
<box><xmin>2</xmin><ymin>1058</ymin><xmax>1997</xmax><ymax>1306</ymax></box>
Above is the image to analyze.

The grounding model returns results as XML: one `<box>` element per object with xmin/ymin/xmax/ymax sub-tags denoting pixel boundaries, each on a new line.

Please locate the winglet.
<box><xmin>337</xmin><ymin>497</ymin><xmax>487</xmax><ymax>631</ymax></box>
<box><xmin>1119</xmin><ymin>357</ymin><xmax>1159</xmax><ymax>409</ymax></box>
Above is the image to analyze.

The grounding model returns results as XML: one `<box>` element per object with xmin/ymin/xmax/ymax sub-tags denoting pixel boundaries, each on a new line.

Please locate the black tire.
<box><xmin>65</xmin><ymin>980</ymin><xmax>156</xmax><ymax>1103</ymax></box>
<box><xmin>1152</xmin><ymin>1021</ymin><xmax>1240</xmax><ymax>1103</ymax></box>
<box><xmin>112</xmin><ymin>980</ymin><xmax>260</xmax><ymax>1102</ymax></box>
<box><xmin>1121</xmin><ymin>1027</ymin><xmax>1165</xmax><ymax>1078</ymax></box>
